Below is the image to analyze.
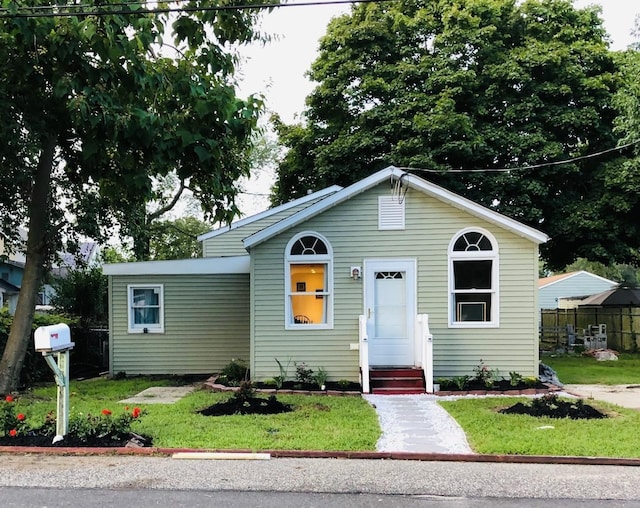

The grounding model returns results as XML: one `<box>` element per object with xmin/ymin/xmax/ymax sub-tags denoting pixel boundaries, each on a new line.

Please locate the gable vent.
<box><xmin>378</xmin><ymin>195</ymin><xmax>405</xmax><ymax>230</ymax></box>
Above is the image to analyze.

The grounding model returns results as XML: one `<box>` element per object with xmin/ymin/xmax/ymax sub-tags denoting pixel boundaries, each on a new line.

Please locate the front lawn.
<box><xmin>440</xmin><ymin>396</ymin><xmax>640</xmax><ymax>458</ymax></box>
<box><xmin>542</xmin><ymin>353</ymin><xmax>640</xmax><ymax>385</ymax></box>
<box><xmin>5</xmin><ymin>377</ymin><xmax>380</xmax><ymax>451</ymax></box>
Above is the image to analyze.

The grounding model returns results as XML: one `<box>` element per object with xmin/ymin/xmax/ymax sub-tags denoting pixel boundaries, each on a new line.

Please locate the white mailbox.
<box><xmin>34</xmin><ymin>323</ymin><xmax>74</xmax><ymax>352</ymax></box>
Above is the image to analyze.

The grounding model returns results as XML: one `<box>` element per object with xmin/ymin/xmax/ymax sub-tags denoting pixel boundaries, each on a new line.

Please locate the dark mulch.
<box><xmin>443</xmin><ymin>379</ymin><xmax>549</xmax><ymax>392</ymax></box>
<box><xmin>198</xmin><ymin>395</ymin><xmax>293</xmax><ymax>416</ymax></box>
<box><xmin>499</xmin><ymin>395</ymin><xmax>607</xmax><ymax>420</ymax></box>
<box><xmin>0</xmin><ymin>433</ymin><xmax>151</xmax><ymax>448</ymax></box>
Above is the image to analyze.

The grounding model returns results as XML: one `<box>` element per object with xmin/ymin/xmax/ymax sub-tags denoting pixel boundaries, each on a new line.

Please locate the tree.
<box><xmin>0</xmin><ymin>0</ymin><xmax>270</xmax><ymax>393</ymax></box>
<box><xmin>149</xmin><ymin>216</ymin><xmax>211</xmax><ymax>260</ymax></box>
<box><xmin>273</xmin><ymin>0</ymin><xmax>635</xmax><ymax>269</ymax></box>
<box><xmin>51</xmin><ymin>267</ymin><xmax>108</xmax><ymax>328</ymax></box>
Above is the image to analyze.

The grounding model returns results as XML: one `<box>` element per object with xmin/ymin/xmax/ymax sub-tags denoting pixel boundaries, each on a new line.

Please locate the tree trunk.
<box><xmin>0</xmin><ymin>138</ymin><xmax>56</xmax><ymax>394</ymax></box>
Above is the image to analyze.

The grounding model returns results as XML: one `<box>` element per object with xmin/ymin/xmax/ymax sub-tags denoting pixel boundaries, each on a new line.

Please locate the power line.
<box><xmin>0</xmin><ymin>0</ymin><xmax>374</xmax><ymax>19</ymax></box>
<box><xmin>396</xmin><ymin>139</ymin><xmax>640</xmax><ymax>175</ymax></box>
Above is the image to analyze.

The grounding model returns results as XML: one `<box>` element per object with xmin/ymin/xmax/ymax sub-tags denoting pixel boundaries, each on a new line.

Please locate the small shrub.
<box><xmin>337</xmin><ymin>379</ymin><xmax>351</xmax><ymax>390</ymax></box>
<box><xmin>232</xmin><ymin>381</ymin><xmax>256</xmax><ymax>403</ymax></box>
<box><xmin>295</xmin><ymin>362</ymin><xmax>314</xmax><ymax>385</ymax></box>
<box><xmin>261</xmin><ymin>378</ymin><xmax>277</xmax><ymax>387</ymax></box>
<box><xmin>473</xmin><ymin>359</ymin><xmax>497</xmax><ymax>388</ymax></box>
<box><xmin>220</xmin><ymin>359</ymin><xmax>249</xmax><ymax>385</ymax></box>
<box><xmin>274</xmin><ymin>357</ymin><xmax>291</xmax><ymax>389</ymax></box>
<box><xmin>453</xmin><ymin>376</ymin><xmax>470</xmax><ymax>390</ymax></box>
<box><xmin>509</xmin><ymin>371</ymin><xmax>523</xmax><ymax>387</ymax></box>
<box><xmin>524</xmin><ymin>376</ymin><xmax>539</xmax><ymax>387</ymax></box>
<box><xmin>313</xmin><ymin>367</ymin><xmax>328</xmax><ymax>389</ymax></box>
<box><xmin>436</xmin><ymin>378</ymin><xmax>456</xmax><ymax>391</ymax></box>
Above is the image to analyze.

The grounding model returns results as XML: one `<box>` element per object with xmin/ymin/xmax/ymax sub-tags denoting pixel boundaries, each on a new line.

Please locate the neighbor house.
<box><xmin>538</xmin><ymin>271</ymin><xmax>618</xmax><ymax>310</ymax></box>
<box><xmin>103</xmin><ymin>167</ymin><xmax>548</xmax><ymax>391</ymax></box>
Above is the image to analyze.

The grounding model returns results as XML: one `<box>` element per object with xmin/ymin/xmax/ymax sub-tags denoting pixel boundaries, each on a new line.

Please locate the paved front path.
<box><xmin>363</xmin><ymin>394</ymin><xmax>473</xmax><ymax>454</ymax></box>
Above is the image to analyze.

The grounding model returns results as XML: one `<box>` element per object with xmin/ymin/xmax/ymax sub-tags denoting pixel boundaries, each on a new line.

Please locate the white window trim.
<box><xmin>284</xmin><ymin>232</ymin><xmax>334</xmax><ymax>330</ymax></box>
<box><xmin>448</xmin><ymin>228</ymin><xmax>499</xmax><ymax>328</ymax></box>
<box><xmin>127</xmin><ymin>284</ymin><xmax>165</xmax><ymax>334</ymax></box>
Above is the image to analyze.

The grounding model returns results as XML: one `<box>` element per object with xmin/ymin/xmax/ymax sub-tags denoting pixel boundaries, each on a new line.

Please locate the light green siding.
<box><xmin>250</xmin><ymin>184</ymin><xmax>539</xmax><ymax>382</ymax></box>
<box><xmin>203</xmin><ymin>200</ymin><xmax>329</xmax><ymax>257</ymax></box>
<box><xmin>109</xmin><ymin>273</ymin><xmax>249</xmax><ymax>375</ymax></box>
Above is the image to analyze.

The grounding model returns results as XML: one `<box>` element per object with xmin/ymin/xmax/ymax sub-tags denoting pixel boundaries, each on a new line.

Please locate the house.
<box><xmin>538</xmin><ymin>271</ymin><xmax>618</xmax><ymax>310</ymax></box>
<box><xmin>103</xmin><ymin>167</ymin><xmax>548</xmax><ymax>391</ymax></box>
<box><xmin>1</xmin><ymin>235</ymin><xmax>100</xmax><ymax>314</ymax></box>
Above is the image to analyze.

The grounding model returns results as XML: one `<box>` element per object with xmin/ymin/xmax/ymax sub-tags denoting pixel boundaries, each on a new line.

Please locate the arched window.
<box><xmin>285</xmin><ymin>232</ymin><xmax>333</xmax><ymax>329</ymax></box>
<box><xmin>448</xmin><ymin>229</ymin><xmax>499</xmax><ymax>327</ymax></box>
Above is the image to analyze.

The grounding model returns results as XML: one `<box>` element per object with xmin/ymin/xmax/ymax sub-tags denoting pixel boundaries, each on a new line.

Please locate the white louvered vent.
<box><xmin>378</xmin><ymin>195</ymin><xmax>405</xmax><ymax>230</ymax></box>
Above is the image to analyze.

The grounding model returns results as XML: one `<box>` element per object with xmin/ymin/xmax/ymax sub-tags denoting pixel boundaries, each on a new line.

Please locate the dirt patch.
<box><xmin>499</xmin><ymin>394</ymin><xmax>607</xmax><ymax>419</ymax></box>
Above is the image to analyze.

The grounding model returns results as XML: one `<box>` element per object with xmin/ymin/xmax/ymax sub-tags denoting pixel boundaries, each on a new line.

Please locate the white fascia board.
<box><xmin>102</xmin><ymin>255</ymin><xmax>250</xmax><ymax>276</ymax></box>
<box><xmin>197</xmin><ymin>186</ymin><xmax>343</xmax><ymax>242</ymax></box>
<box><xmin>243</xmin><ymin>166</ymin><xmax>549</xmax><ymax>249</ymax></box>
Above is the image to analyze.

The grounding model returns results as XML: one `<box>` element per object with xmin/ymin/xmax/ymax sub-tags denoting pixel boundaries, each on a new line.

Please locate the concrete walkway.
<box><xmin>563</xmin><ymin>384</ymin><xmax>640</xmax><ymax>410</ymax></box>
<box><xmin>363</xmin><ymin>394</ymin><xmax>474</xmax><ymax>454</ymax></box>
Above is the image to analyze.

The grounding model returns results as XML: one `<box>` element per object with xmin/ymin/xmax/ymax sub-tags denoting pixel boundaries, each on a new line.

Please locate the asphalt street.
<box><xmin>0</xmin><ymin>455</ymin><xmax>639</xmax><ymax>502</ymax></box>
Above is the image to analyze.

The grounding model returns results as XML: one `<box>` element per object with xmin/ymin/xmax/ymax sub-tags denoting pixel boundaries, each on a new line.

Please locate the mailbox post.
<box><xmin>34</xmin><ymin>324</ymin><xmax>74</xmax><ymax>443</ymax></box>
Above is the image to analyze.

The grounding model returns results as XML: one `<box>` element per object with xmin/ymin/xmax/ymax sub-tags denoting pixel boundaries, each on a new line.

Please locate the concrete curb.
<box><xmin>1</xmin><ymin>445</ymin><xmax>639</xmax><ymax>466</ymax></box>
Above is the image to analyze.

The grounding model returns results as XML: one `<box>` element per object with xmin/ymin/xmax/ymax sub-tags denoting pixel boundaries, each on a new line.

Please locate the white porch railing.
<box><xmin>359</xmin><ymin>314</ymin><xmax>370</xmax><ymax>393</ymax></box>
<box><xmin>360</xmin><ymin>313</ymin><xmax>433</xmax><ymax>394</ymax></box>
<box><xmin>416</xmin><ymin>314</ymin><xmax>434</xmax><ymax>393</ymax></box>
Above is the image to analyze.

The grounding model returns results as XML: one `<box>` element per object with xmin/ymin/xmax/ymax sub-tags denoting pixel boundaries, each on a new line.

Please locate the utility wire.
<box><xmin>0</xmin><ymin>0</ymin><xmax>377</xmax><ymax>19</ymax></box>
<box><xmin>396</xmin><ymin>139</ymin><xmax>640</xmax><ymax>174</ymax></box>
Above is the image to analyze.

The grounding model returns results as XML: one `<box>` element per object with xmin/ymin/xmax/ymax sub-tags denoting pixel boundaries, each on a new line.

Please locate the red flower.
<box><xmin>17</xmin><ymin>413</ymin><xmax>25</xmax><ymax>421</ymax></box>
<box><xmin>132</xmin><ymin>407</ymin><xmax>141</xmax><ymax>418</ymax></box>
<box><xmin>5</xmin><ymin>395</ymin><xmax>13</xmax><ymax>402</ymax></box>
<box><xmin>9</xmin><ymin>429</ymin><xmax>17</xmax><ymax>437</ymax></box>
<box><xmin>101</xmin><ymin>409</ymin><xmax>112</xmax><ymax>416</ymax></box>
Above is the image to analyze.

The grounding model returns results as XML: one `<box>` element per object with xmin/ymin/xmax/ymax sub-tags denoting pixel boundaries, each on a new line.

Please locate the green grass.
<box><xmin>440</xmin><ymin>397</ymin><xmax>640</xmax><ymax>458</ymax></box>
<box><xmin>542</xmin><ymin>353</ymin><xmax>640</xmax><ymax>385</ymax></box>
<box><xmin>11</xmin><ymin>378</ymin><xmax>380</xmax><ymax>451</ymax></box>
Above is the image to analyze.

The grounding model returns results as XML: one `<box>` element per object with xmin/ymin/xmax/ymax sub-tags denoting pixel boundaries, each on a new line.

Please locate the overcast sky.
<box><xmin>234</xmin><ymin>1</ymin><xmax>639</xmax><ymax>215</ymax></box>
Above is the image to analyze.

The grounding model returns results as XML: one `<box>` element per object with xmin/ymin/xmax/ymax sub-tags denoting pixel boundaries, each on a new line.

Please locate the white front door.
<box><xmin>365</xmin><ymin>259</ymin><xmax>416</xmax><ymax>366</ymax></box>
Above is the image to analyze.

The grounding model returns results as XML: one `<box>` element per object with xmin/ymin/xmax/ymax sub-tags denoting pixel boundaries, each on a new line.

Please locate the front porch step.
<box><xmin>369</xmin><ymin>368</ymin><xmax>425</xmax><ymax>394</ymax></box>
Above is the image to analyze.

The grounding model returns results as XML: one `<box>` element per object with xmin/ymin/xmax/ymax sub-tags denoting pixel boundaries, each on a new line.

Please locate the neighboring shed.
<box><xmin>538</xmin><ymin>271</ymin><xmax>618</xmax><ymax>310</ymax></box>
<box><xmin>104</xmin><ymin>166</ymin><xmax>549</xmax><ymax>391</ymax></box>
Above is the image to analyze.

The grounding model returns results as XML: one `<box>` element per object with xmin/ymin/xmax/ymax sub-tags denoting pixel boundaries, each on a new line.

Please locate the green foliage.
<box><xmin>51</xmin><ymin>267</ymin><xmax>108</xmax><ymax>327</ymax></box>
<box><xmin>219</xmin><ymin>359</ymin><xmax>249</xmax><ymax>386</ymax></box>
<box><xmin>0</xmin><ymin>0</ymin><xmax>269</xmax><ymax>391</ymax></box>
<box><xmin>19</xmin><ymin>378</ymin><xmax>380</xmax><ymax>451</ymax></box>
<box><xmin>453</xmin><ymin>376</ymin><xmax>470</xmax><ymax>390</ymax></box>
<box><xmin>0</xmin><ymin>309</ymin><xmax>76</xmax><ymax>386</ymax></box>
<box><xmin>66</xmin><ymin>407</ymin><xmax>143</xmax><ymax>443</ymax></box>
<box><xmin>273</xmin><ymin>0</ymin><xmax>635</xmax><ymax>269</ymax></box>
<box><xmin>294</xmin><ymin>362</ymin><xmax>314</xmax><ymax>385</ymax></box>
<box><xmin>274</xmin><ymin>357</ymin><xmax>291</xmax><ymax>389</ymax></box>
<box><xmin>473</xmin><ymin>359</ymin><xmax>497</xmax><ymax>388</ymax></box>
<box><xmin>337</xmin><ymin>379</ymin><xmax>351</xmax><ymax>390</ymax></box>
<box><xmin>148</xmin><ymin>216</ymin><xmax>211</xmax><ymax>260</ymax></box>
<box><xmin>313</xmin><ymin>367</ymin><xmax>329</xmax><ymax>389</ymax></box>
<box><xmin>542</xmin><ymin>353</ymin><xmax>640</xmax><ymax>384</ymax></box>
<box><xmin>441</xmin><ymin>397</ymin><xmax>640</xmax><ymax>457</ymax></box>
<box><xmin>509</xmin><ymin>371</ymin><xmax>524</xmax><ymax>387</ymax></box>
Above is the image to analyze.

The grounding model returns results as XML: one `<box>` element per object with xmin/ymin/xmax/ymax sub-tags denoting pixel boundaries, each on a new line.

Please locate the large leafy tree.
<box><xmin>274</xmin><ymin>0</ymin><xmax>635</xmax><ymax>269</ymax></box>
<box><xmin>0</xmin><ymin>0</ymin><xmax>270</xmax><ymax>392</ymax></box>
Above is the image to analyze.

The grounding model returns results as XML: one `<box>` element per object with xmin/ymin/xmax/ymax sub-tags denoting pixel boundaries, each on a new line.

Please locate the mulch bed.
<box><xmin>499</xmin><ymin>395</ymin><xmax>607</xmax><ymax>419</ymax></box>
<box><xmin>198</xmin><ymin>395</ymin><xmax>293</xmax><ymax>416</ymax></box>
<box><xmin>0</xmin><ymin>433</ymin><xmax>151</xmax><ymax>448</ymax></box>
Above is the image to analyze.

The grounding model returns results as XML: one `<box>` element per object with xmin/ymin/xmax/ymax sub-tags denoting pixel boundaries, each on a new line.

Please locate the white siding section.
<box><xmin>250</xmin><ymin>183</ymin><xmax>540</xmax><ymax>382</ymax></box>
